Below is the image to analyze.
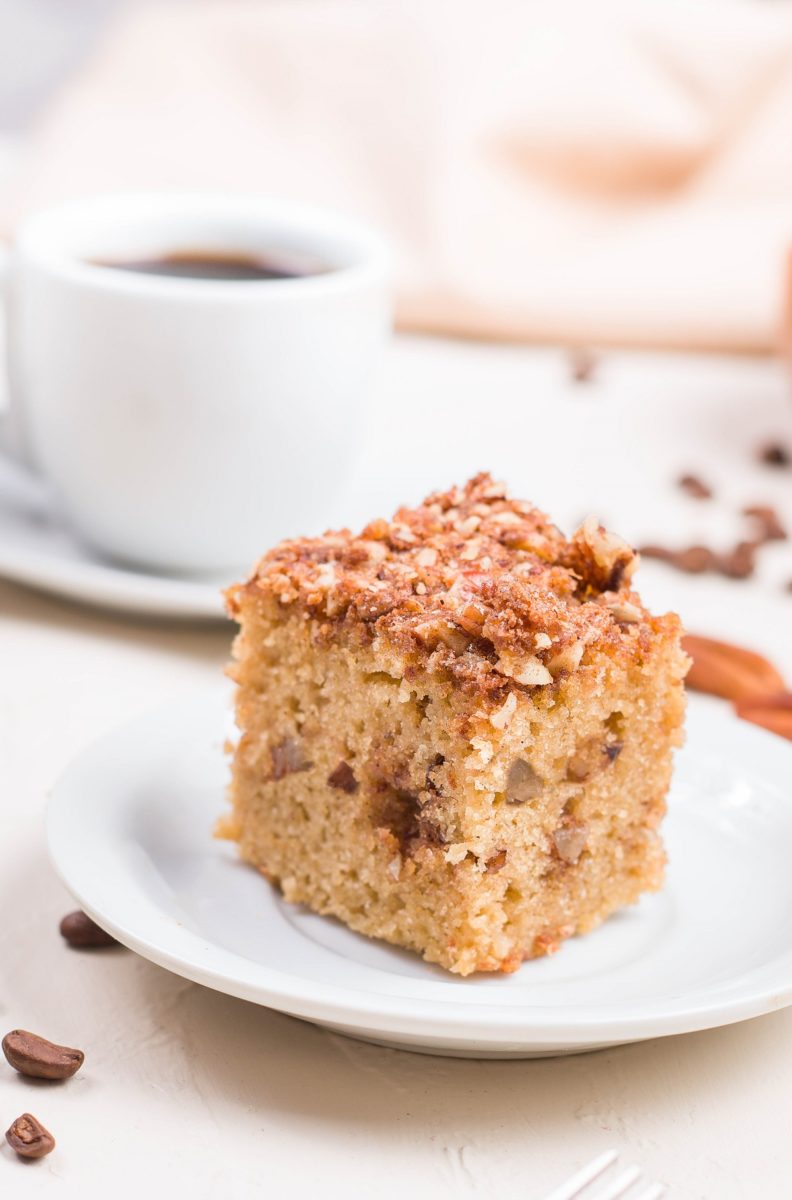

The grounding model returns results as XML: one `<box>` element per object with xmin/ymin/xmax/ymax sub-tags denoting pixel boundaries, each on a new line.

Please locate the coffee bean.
<box><xmin>677</xmin><ymin>473</ymin><xmax>712</xmax><ymax>500</ymax></box>
<box><xmin>742</xmin><ymin>505</ymin><xmax>787</xmax><ymax>543</ymax></box>
<box><xmin>59</xmin><ymin>909</ymin><xmax>118</xmax><ymax>949</ymax></box>
<box><xmin>758</xmin><ymin>442</ymin><xmax>790</xmax><ymax>467</ymax></box>
<box><xmin>716</xmin><ymin>540</ymin><xmax>757</xmax><ymax>579</ymax></box>
<box><xmin>2</xmin><ymin>1030</ymin><xmax>84</xmax><ymax>1081</ymax></box>
<box><xmin>5</xmin><ymin>1113</ymin><xmax>55</xmax><ymax>1159</ymax></box>
<box><xmin>567</xmin><ymin>346</ymin><xmax>598</xmax><ymax>384</ymax></box>
<box><xmin>675</xmin><ymin>545</ymin><xmax>717</xmax><ymax>573</ymax></box>
<box><xmin>641</xmin><ymin>539</ymin><xmax>760</xmax><ymax>580</ymax></box>
<box><xmin>640</xmin><ymin>544</ymin><xmax>716</xmax><ymax>574</ymax></box>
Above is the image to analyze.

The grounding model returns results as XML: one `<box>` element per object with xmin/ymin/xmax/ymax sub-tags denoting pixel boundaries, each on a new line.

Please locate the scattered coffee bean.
<box><xmin>676</xmin><ymin>546</ymin><xmax>718</xmax><ymax>573</ymax></box>
<box><xmin>716</xmin><ymin>540</ymin><xmax>757</xmax><ymax>579</ymax></box>
<box><xmin>639</xmin><ymin>544</ymin><xmax>673</xmax><ymax>564</ymax></box>
<box><xmin>2</xmin><ymin>1030</ymin><xmax>84</xmax><ymax>1081</ymax></box>
<box><xmin>742</xmin><ymin>505</ymin><xmax>787</xmax><ymax>543</ymax></box>
<box><xmin>677</xmin><ymin>473</ymin><xmax>712</xmax><ymax>500</ymax></box>
<box><xmin>642</xmin><ymin>541</ymin><xmax>759</xmax><ymax>580</ymax></box>
<box><xmin>567</xmin><ymin>346</ymin><xmax>598</xmax><ymax>384</ymax></box>
<box><xmin>759</xmin><ymin>442</ymin><xmax>790</xmax><ymax>467</ymax></box>
<box><xmin>59</xmin><ymin>909</ymin><xmax>118</xmax><ymax>949</ymax></box>
<box><xmin>640</xmin><ymin>544</ymin><xmax>716</xmax><ymax>574</ymax></box>
<box><xmin>5</xmin><ymin>1113</ymin><xmax>55</xmax><ymax>1160</ymax></box>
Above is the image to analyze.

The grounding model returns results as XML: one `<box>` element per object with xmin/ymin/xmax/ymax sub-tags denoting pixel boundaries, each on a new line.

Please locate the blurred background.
<box><xmin>0</xmin><ymin>0</ymin><xmax>791</xmax><ymax>634</ymax></box>
<box><xmin>0</xmin><ymin>0</ymin><xmax>130</xmax><ymax>132</ymax></box>
<box><xmin>4</xmin><ymin>0</ymin><xmax>792</xmax><ymax>349</ymax></box>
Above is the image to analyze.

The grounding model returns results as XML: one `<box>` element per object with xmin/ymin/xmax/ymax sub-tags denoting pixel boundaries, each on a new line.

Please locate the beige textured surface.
<box><xmin>2</xmin><ymin>341</ymin><xmax>792</xmax><ymax>1197</ymax></box>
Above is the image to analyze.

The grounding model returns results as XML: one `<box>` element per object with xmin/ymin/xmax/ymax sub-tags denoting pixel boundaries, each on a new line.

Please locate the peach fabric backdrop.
<box><xmin>5</xmin><ymin>0</ymin><xmax>792</xmax><ymax>350</ymax></box>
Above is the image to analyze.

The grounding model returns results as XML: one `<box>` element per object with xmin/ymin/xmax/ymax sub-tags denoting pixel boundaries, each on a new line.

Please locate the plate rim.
<box><xmin>46</xmin><ymin>689</ymin><xmax>792</xmax><ymax>1051</ymax></box>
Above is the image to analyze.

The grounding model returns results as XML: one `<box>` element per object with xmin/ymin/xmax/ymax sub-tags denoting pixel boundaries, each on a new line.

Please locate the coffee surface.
<box><xmin>93</xmin><ymin>251</ymin><xmax>322</xmax><ymax>281</ymax></box>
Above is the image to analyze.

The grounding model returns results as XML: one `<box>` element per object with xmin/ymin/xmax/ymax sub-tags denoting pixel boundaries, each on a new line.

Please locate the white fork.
<box><xmin>541</xmin><ymin>1149</ymin><xmax>666</xmax><ymax>1200</ymax></box>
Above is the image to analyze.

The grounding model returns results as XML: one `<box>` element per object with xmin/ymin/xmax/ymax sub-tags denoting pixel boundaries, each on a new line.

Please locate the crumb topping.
<box><xmin>227</xmin><ymin>473</ymin><xmax>676</xmax><ymax>698</ymax></box>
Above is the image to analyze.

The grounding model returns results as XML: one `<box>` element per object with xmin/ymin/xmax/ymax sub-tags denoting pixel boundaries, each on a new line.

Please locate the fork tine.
<box><xmin>633</xmin><ymin>1186</ymin><xmax>666</xmax><ymax>1200</ymax></box>
<box><xmin>541</xmin><ymin>1149</ymin><xmax>619</xmax><ymax>1200</ymax></box>
<box><xmin>588</xmin><ymin>1165</ymin><xmax>643</xmax><ymax>1200</ymax></box>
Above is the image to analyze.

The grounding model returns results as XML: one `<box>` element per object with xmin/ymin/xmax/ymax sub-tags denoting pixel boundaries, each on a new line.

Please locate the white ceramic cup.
<box><xmin>1</xmin><ymin>194</ymin><xmax>390</xmax><ymax>573</ymax></box>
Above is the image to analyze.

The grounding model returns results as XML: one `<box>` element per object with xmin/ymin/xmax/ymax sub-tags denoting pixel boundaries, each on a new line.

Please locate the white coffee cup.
<box><xmin>1</xmin><ymin>193</ymin><xmax>390</xmax><ymax>573</ymax></box>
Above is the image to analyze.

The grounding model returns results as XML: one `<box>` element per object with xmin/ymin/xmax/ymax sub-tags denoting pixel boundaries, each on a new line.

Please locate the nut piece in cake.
<box><xmin>223</xmin><ymin>474</ymin><xmax>688</xmax><ymax>976</ymax></box>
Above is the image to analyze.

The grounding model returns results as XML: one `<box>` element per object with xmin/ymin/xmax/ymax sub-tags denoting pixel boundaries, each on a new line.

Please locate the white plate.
<box><xmin>0</xmin><ymin>457</ymin><xmax>227</xmax><ymax>619</ymax></box>
<box><xmin>47</xmin><ymin>688</ymin><xmax>792</xmax><ymax>1058</ymax></box>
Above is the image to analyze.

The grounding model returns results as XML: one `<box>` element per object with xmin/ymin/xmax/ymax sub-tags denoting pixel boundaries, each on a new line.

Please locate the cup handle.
<box><xmin>0</xmin><ymin>244</ymin><xmax>10</xmax><ymax>448</ymax></box>
<box><xmin>0</xmin><ymin>243</ymin><xmax>34</xmax><ymax>469</ymax></box>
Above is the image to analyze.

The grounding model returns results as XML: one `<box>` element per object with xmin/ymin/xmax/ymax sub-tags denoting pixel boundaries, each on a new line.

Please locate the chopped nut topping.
<box><xmin>456</xmin><ymin>601</ymin><xmax>486</xmax><ymax>634</ymax></box>
<box><xmin>567</xmin><ymin>737</ymin><xmax>622</xmax><ymax>781</ymax></box>
<box><xmin>506</xmin><ymin>759</ymin><xmax>543</xmax><ymax>804</ymax></box>
<box><xmin>547</xmin><ymin>639</ymin><xmax>584</xmax><ymax>676</ymax></box>
<box><xmin>573</xmin><ymin>517</ymin><xmax>636</xmax><ymax>592</ymax></box>
<box><xmin>490</xmin><ymin>693</ymin><xmax>517</xmax><ymax>730</ymax></box>
<box><xmin>229</xmin><ymin>474</ymin><xmax>658</xmax><ymax>710</ymax></box>
<box><xmin>470</xmin><ymin>734</ymin><xmax>495</xmax><ymax>762</ymax></box>
<box><xmin>270</xmin><ymin>737</ymin><xmax>312</xmax><ymax>780</ymax></box>
<box><xmin>328</xmin><ymin>761</ymin><xmax>358</xmax><ymax>793</ymax></box>
<box><xmin>311</xmin><ymin>562</ymin><xmax>337</xmax><ymax>589</ymax></box>
<box><xmin>485</xmin><ymin>849</ymin><xmax>507</xmax><ymax>873</ymax></box>
<box><xmin>494</xmin><ymin>652</ymin><xmax>553</xmax><ymax>687</ymax></box>
<box><xmin>425</xmin><ymin>753</ymin><xmax>445</xmax><ymax>794</ymax></box>
<box><xmin>552</xmin><ymin>819</ymin><xmax>589</xmax><ymax>864</ymax></box>
<box><xmin>566</xmin><ymin>754</ymin><xmax>590</xmax><ymax>782</ymax></box>
<box><xmin>600</xmin><ymin>597</ymin><xmax>643</xmax><ymax>625</ymax></box>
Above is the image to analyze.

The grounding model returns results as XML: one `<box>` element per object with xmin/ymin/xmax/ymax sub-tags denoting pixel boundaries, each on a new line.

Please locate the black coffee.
<box><xmin>93</xmin><ymin>250</ymin><xmax>326</xmax><ymax>281</ymax></box>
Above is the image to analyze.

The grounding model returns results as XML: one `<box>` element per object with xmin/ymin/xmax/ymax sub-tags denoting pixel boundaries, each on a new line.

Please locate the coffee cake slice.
<box><xmin>222</xmin><ymin>474</ymin><xmax>687</xmax><ymax>976</ymax></box>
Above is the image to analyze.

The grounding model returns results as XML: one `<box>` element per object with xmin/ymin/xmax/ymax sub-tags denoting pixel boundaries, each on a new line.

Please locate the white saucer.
<box><xmin>0</xmin><ymin>456</ymin><xmax>227</xmax><ymax>619</ymax></box>
<box><xmin>47</xmin><ymin>688</ymin><xmax>792</xmax><ymax>1058</ymax></box>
